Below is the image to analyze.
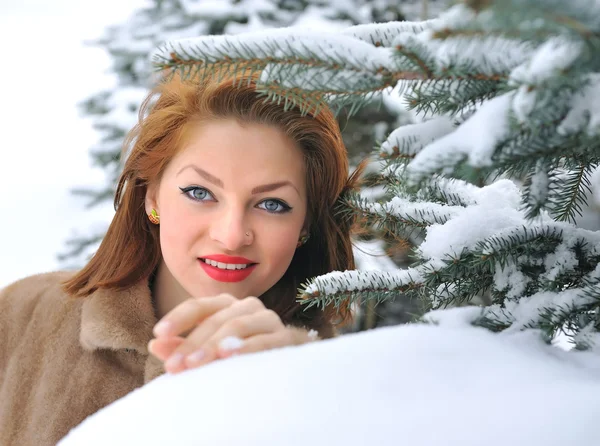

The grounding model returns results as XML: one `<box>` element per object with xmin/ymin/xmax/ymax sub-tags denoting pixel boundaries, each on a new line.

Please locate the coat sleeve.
<box><xmin>0</xmin><ymin>282</ymin><xmax>18</xmax><ymax>382</ymax></box>
<box><xmin>0</xmin><ymin>285</ymin><xmax>8</xmax><ymax>376</ymax></box>
<box><xmin>0</xmin><ymin>279</ymin><xmax>29</xmax><ymax>377</ymax></box>
<box><xmin>0</xmin><ymin>273</ymin><xmax>68</xmax><ymax>376</ymax></box>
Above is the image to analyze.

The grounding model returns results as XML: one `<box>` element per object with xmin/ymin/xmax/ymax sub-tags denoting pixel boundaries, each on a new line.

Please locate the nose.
<box><xmin>209</xmin><ymin>206</ymin><xmax>251</xmax><ymax>251</ymax></box>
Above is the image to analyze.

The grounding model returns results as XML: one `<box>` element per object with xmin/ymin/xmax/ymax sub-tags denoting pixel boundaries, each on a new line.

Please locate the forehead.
<box><xmin>170</xmin><ymin>119</ymin><xmax>306</xmax><ymax>182</ymax></box>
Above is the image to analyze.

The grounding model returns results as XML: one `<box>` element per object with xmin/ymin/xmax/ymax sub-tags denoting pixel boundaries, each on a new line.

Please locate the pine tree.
<box><xmin>61</xmin><ymin>0</ymin><xmax>441</xmax><ymax>266</ymax></box>
<box><xmin>155</xmin><ymin>0</ymin><xmax>600</xmax><ymax>349</ymax></box>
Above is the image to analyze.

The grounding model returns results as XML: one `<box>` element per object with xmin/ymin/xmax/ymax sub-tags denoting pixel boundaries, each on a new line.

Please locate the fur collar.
<box><xmin>79</xmin><ymin>279</ymin><xmax>157</xmax><ymax>353</ymax></box>
<box><xmin>79</xmin><ymin>279</ymin><xmax>165</xmax><ymax>382</ymax></box>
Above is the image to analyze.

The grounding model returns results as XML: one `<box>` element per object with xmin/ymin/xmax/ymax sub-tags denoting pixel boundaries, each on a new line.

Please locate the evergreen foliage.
<box><xmin>156</xmin><ymin>0</ymin><xmax>600</xmax><ymax>348</ymax></box>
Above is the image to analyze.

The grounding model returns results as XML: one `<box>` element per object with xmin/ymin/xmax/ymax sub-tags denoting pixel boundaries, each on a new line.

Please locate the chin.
<box><xmin>189</xmin><ymin>280</ymin><xmax>250</xmax><ymax>299</ymax></box>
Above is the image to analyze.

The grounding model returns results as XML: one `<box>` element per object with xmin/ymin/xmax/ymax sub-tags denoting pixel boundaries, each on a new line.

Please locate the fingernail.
<box><xmin>165</xmin><ymin>353</ymin><xmax>184</xmax><ymax>371</ymax></box>
<box><xmin>186</xmin><ymin>349</ymin><xmax>206</xmax><ymax>365</ymax></box>
<box><xmin>154</xmin><ymin>320</ymin><xmax>172</xmax><ymax>337</ymax></box>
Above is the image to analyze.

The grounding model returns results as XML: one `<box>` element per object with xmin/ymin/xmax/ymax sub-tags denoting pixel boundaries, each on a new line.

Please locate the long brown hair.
<box><xmin>63</xmin><ymin>71</ymin><xmax>363</xmax><ymax>334</ymax></box>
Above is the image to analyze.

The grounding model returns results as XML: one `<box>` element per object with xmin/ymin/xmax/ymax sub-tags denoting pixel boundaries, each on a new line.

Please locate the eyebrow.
<box><xmin>176</xmin><ymin>164</ymin><xmax>300</xmax><ymax>196</ymax></box>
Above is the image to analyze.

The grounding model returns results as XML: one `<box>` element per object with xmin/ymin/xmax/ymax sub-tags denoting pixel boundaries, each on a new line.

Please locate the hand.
<box><xmin>148</xmin><ymin>294</ymin><xmax>316</xmax><ymax>374</ymax></box>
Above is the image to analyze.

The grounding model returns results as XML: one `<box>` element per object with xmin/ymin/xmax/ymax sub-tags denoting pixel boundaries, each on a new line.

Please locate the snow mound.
<box><xmin>60</xmin><ymin>318</ymin><xmax>600</xmax><ymax>446</ymax></box>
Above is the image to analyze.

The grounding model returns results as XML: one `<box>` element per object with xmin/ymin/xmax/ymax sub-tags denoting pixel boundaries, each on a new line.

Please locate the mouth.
<box><xmin>198</xmin><ymin>258</ymin><xmax>258</xmax><ymax>283</ymax></box>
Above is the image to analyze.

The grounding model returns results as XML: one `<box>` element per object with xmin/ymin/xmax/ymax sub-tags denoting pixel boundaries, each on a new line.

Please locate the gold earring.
<box><xmin>148</xmin><ymin>209</ymin><xmax>160</xmax><ymax>225</ymax></box>
<box><xmin>297</xmin><ymin>234</ymin><xmax>309</xmax><ymax>248</ymax></box>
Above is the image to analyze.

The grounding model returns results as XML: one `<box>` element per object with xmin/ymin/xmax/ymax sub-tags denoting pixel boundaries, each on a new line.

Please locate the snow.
<box><xmin>154</xmin><ymin>27</ymin><xmax>400</xmax><ymax>98</ymax></box>
<box><xmin>389</xmin><ymin>5</ymin><xmax>534</xmax><ymax>77</ymax></box>
<box><xmin>511</xmin><ymin>84</ymin><xmax>538</xmax><ymax>123</ymax></box>
<box><xmin>179</xmin><ymin>0</ymin><xmax>248</xmax><ymax>19</ymax></box>
<box><xmin>591</xmin><ymin>166</ymin><xmax>600</xmax><ymax>208</ymax></box>
<box><xmin>509</xmin><ymin>37</ymin><xmax>584</xmax><ymax>123</ymax></box>
<box><xmin>573</xmin><ymin>322</ymin><xmax>600</xmax><ymax>351</ymax></box>
<box><xmin>340</xmin><ymin>20</ymin><xmax>438</xmax><ymax>47</ymax></box>
<box><xmin>291</xmin><ymin>5</ymin><xmax>353</xmax><ymax>31</ymax></box>
<box><xmin>394</xmin><ymin>0</ymin><xmax>448</xmax><ymax>21</ymax></box>
<box><xmin>543</xmin><ymin>235</ymin><xmax>580</xmax><ymax>282</ymax></box>
<box><xmin>154</xmin><ymin>28</ymin><xmax>395</xmax><ymax>75</ymax></box>
<box><xmin>510</xmin><ymin>36</ymin><xmax>583</xmax><ymax>85</ymax></box>
<box><xmin>413</xmin><ymin>173</ymin><xmax>600</xmax><ymax>271</ymax></box>
<box><xmin>485</xmin><ymin>287</ymin><xmax>598</xmax><ymax>331</ymax></box>
<box><xmin>526</xmin><ymin>165</ymin><xmax>550</xmax><ymax>207</ymax></box>
<box><xmin>95</xmin><ymin>86</ymin><xmax>148</xmax><ymax>131</ymax></box>
<box><xmin>493</xmin><ymin>259</ymin><xmax>530</xmax><ymax>299</ymax></box>
<box><xmin>419</xmin><ymin>180</ymin><xmax>522</xmax><ymax>259</ymax></box>
<box><xmin>407</xmin><ymin>92</ymin><xmax>513</xmax><ymax>180</ymax></box>
<box><xmin>381</xmin><ymin>80</ymin><xmax>411</xmax><ymax>115</ymax></box>
<box><xmin>60</xmin><ymin>316</ymin><xmax>600</xmax><ymax>446</ymax></box>
<box><xmin>558</xmin><ymin>74</ymin><xmax>600</xmax><ymax>136</ymax></box>
<box><xmin>379</xmin><ymin>116</ymin><xmax>455</xmax><ymax>157</ymax></box>
<box><xmin>353</xmin><ymin>238</ymin><xmax>398</xmax><ymax>272</ymax></box>
<box><xmin>423</xmin><ymin>176</ymin><xmax>480</xmax><ymax>206</ymax></box>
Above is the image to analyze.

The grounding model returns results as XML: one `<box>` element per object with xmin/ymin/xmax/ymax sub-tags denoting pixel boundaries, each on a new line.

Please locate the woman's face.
<box><xmin>146</xmin><ymin>119</ymin><xmax>307</xmax><ymax>300</ymax></box>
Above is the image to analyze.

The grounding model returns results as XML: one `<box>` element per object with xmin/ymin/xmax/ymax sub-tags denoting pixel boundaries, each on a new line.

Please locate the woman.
<box><xmin>0</xmin><ymin>71</ymin><xmax>362</xmax><ymax>445</ymax></box>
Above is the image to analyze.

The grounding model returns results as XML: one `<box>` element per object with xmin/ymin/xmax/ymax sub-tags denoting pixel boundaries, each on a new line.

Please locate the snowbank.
<box><xmin>60</xmin><ymin>314</ymin><xmax>600</xmax><ymax>446</ymax></box>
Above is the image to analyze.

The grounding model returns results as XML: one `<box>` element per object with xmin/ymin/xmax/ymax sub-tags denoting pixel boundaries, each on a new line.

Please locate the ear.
<box><xmin>300</xmin><ymin>224</ymin><xmax>310</xmax><ymax>238</ymax></box>
<box><xmin>145</xmin><ymin>182</ymin><xmax>159</xmax><ymax>215</ymax></box>
<box><xmin>301</xmin><ymin>210</ymin><xmax>311</xmax><ymax>237</ymax></box>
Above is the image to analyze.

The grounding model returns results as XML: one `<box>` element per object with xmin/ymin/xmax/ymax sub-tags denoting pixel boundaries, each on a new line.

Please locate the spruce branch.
<box><xmin>479</xmin><ymin>284</ymin><xmax>600</xmax><ymax>338</ymax></box>
<box><xmin>341</xmin><ymin>20</ymin><xmax>439</xmax><ymax>48</ymax></box>
<box><xmin>298</xmin><ymin>268</ymin><xmax>424</xmax><ymax>311</ymax></box>
<box><xmin>341</xmin><ymin>192</ymin><xmax>461</xmax><ymax>241</ymax></box>
<box><xmin>404</xmin><ymin>78</ymin><xmax>506</xmax><ymax>116</ymax></box>
<box><xmin>444</xmin><ymin>0</ymin><xmax>600</xmax><ymax>42</ymax></box>
<box><xmin>521</xmin><ymin>161</ymin><xmax>552</xmax><ymax>220</ymax></box>
<box><xmin>422</xmin><ymin>252</ymin><xmax>496</xmax><ymax>308</ymax></box>
<box><xmin>157</xmin><ymin>26</ymin><xmax>525</xmax><ymax>118</ymax></box>
<box><xmin>377</xmin><ymin>117</ymin><xmax>455</xmax><ymax>161</ymax></box>
<box><xmin>150</xmin><ymin>3</ymin><xmax>600</xmax><ymax>345</ymax></box>
<box><xmin>475</xmin><ymin>225</ymin><xmax>564</xmax><ymax>266</ymax></box>
<box><xmin>548</xmin><ymin>163</ymin><xmax>596</xmax><ymax>223</ymax></box>
<box><xmin>154</xmin><ymin>30</ymin><xmax>396</xmax><ymax>82</ymax></box>
<box><xmin>415</xmin><ymin>176</ymin><xmax>480</xmax><ymax>207</ymax></box>
<box><xmin>573</xmin><ymin>321</ymin><xmax>600</xmax><ymax>350</ymax></box>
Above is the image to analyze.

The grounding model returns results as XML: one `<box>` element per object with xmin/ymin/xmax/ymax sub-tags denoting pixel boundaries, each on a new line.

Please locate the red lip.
<box><xmin>198</xmin><ymin>259</ymin><xmax>257</xmax><ymax>283</ymax></box>
<box><xmin>202</xmin><ymin>254</ymin><xmax>256</xmax><ymax>264</ymax></box>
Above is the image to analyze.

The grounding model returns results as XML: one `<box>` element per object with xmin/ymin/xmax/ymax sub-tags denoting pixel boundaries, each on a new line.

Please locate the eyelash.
<box><xmin>178</xmin><ymin>186</ymin><xmax>292</xmax><ymax>214</ymax></box>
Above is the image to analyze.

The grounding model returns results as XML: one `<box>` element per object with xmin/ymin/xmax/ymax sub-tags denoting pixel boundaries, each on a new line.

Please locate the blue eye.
<box><xmin>179</xmin><ymin>186</ymin><xmax>215</xmax><ymax>202</ymax></box>
<box><xmin>258</xmin><ymin>199</ymin><xmax>291</xmax><ymax>214</ymax></box>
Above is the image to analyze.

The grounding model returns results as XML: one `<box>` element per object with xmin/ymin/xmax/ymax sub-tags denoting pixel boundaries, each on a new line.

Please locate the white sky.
<box><xmin>0</xmin><ymin>0</ymin><xmax>148</xmax><ymax>288</ymax></box>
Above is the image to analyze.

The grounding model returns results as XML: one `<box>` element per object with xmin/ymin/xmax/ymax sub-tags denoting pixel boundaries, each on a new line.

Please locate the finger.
<box><xmin>164</xmin><ymin>296</ymin><xmax>265</xmax><ymax>373</ymax></box>
<box><xmin>153</xmin><ymin>294</ymin><xmax>236</xmax><ymax>338</ymax></box>
<box><xmin>217</xmin><ymin>329</ymin><xmax>296</xmax><ymax>359</ymax></box>
<box><xmin>185</xmin><ymin>310</ymin><xmax>284</xmax><ymax>368</ymax></box>
<box><xmin>148</xmin><ymin>336</ymin><xmax>184</xmax><ymax>361</ymax></box>
<box><xmin>218</xmin><ymin>326</ymin><xmax>318</xmax><ymax>359</ymax></box>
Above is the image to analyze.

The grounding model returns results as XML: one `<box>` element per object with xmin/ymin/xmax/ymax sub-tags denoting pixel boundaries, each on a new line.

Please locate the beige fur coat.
<box><xmin>0</xmin><ymin>271</ymin><xmax>166</xmax><ymax>445</ymax></box>
<box><xmin>0</xmin><ymin>270</ymin><xmax>329</xmax><ymax>445</ymax></box>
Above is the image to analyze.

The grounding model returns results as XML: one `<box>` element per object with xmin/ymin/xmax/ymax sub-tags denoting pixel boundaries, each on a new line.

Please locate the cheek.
<box><xmin>261</xmin><ymin>226</ymin><xmax>300</xmax><ymax>268</ymax></box>
<box><xmin>158</xmin><ymin>204</ymin><xmax>204</xmax><ymax>259</ymax></box>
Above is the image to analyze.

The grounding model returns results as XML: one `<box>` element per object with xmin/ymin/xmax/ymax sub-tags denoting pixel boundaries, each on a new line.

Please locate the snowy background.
<box><xmin>0</xmin><ymin>0</ymin><xmax>147</xmax><ymax>289</ymax></box>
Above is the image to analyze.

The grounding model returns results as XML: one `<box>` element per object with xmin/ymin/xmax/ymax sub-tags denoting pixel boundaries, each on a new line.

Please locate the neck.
<box><xmin>152</xmin><ymin>261</ymin><xmax>191</xmax><ymax>320</ymax></box>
